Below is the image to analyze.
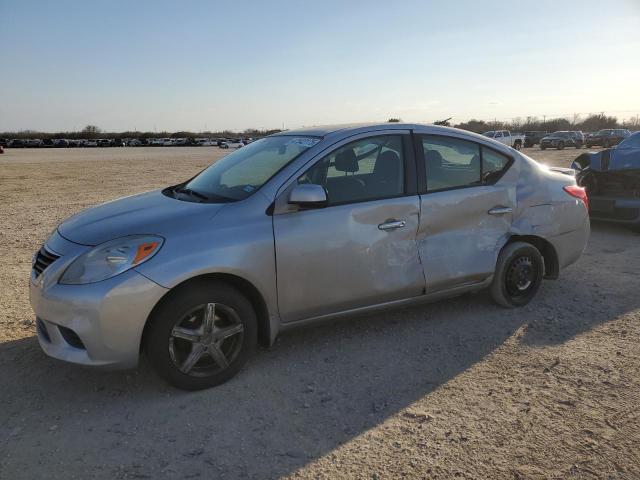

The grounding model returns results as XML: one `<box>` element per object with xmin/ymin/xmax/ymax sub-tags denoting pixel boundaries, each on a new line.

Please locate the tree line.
<box><xmin>451</xmin><ymin>113</ymin><xmax>639</xmax><ymax>134</ymax></box>
<box><xmin>0</xmin><ymin>126</ymin><xmax>283</xmax><ymax>140</ymax></box>
<box><xmin>3</xmin><ymin>113</ymin><xmax>639</xmax><ymax>139</ymax></box>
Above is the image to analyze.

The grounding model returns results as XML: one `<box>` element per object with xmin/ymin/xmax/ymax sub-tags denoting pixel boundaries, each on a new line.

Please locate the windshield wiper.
<box><xmin>174</xmin><ymin>186</ymin><xmax>209</xmax><ymax>201</ymax></box>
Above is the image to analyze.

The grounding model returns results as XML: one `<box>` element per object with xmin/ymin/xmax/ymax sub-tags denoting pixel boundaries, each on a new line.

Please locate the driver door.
<box><xmin>272</xmin><ymin>132</ymin><xmax>425</xmax><ymax>323</ymax></box>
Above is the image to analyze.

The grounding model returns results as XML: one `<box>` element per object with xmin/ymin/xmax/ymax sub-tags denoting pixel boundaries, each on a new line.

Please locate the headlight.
<box><xmin>59</xmin><ymin>235</ymin><xmax>164</xmax><ymax>285</ymax></box>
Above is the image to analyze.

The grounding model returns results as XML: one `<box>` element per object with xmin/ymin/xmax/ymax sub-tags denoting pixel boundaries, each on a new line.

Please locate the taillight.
<box><xmin>563</xmin><ymin>185</ymin><xmax>589</xmax><ymax>211</ymax></box>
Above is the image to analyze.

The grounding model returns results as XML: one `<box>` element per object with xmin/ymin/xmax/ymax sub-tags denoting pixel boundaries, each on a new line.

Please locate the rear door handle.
<box><xmin>378</xmin><ymin>220</ymin><xmax>406</xmax><ymax>231</ymax></box>
<box><xmin>488</xmin><ymin>206</ymin><xmax>513</xmax><ymax>215</ymax></box>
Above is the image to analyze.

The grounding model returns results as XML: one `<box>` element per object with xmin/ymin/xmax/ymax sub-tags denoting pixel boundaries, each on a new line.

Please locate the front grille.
<box><xmin>33</xmin><ymin>247</ymin><xmax>59</xmax><ymax>278</ymax></box>
<box><xmin>58</xmin><ymin>326</ymin><xmax>85</xmax><ymax>349</ymax></box>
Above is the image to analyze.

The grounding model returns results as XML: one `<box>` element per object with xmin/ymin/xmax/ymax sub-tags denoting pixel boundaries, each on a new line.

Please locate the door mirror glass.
<box><xmin>289</xmin><ymin>184</ymin><xmax>328</xmax><ymax>208</ymax></box>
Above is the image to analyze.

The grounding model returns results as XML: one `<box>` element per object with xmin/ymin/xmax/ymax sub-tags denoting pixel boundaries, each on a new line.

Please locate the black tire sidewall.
<box><xmin>145</xmin><ymin>282</ymin><xmax>257</xmax><ymax>390</ymax></box>
<box><xmin>492</xmin><ymin>242</ymin><xmax>544</xmax><ymax>308</ymax></box>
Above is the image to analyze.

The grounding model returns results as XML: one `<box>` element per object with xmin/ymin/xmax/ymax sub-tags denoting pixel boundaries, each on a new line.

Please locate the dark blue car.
<box><xmin>573</xmin><ymin>132</ymin><xmax>640</xmax><ymax>230</ymax></box>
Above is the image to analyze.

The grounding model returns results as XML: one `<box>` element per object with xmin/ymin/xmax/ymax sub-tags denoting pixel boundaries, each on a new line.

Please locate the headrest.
<box><xmin>425</xmin><ymin>149</ymin><xmax>443</xmax><ymax>169</ymax></box>
<box><xmin>334</xmin><ymin>149</ymin><xmax>359</xmax><ymax>173</ymax></box>
<box><xmin>374</xmin><ymin>150</ymin><xmax>401</xmax><ymax>175</ymax></box>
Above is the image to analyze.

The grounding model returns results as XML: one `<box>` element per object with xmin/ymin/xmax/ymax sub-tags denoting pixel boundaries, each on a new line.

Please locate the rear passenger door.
<box><xmin>416</xmin><ymin>133</ymin><xmax>516</xmax><ymax>292</ymax></box>
<box><xmin>273</xmin><ymin>131</ymin><xmax>425</xmax><ymax>322</ymax></box>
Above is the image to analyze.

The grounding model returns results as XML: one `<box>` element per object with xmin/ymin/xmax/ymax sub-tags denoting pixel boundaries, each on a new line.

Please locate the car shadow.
<box><xmin>519</xmin><ymin>221</ymin><xmax>640</xmax><ymax>347</ymax></box>
<box><xmin>1</xmin><ymin>223</ymin><xmax>638</xmax><ymax>479</ymax></box>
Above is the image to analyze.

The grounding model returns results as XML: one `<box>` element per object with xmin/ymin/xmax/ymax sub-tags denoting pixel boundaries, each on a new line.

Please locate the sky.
<box><xmin>1</xmin><ymin>0</ymin><xmax>639</xmax><ymax>132</ymax></box>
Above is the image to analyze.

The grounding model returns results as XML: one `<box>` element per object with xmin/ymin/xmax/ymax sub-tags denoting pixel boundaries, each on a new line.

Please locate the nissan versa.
<box><xmin>30</xmin><ymin>124</ymin><xmax>590</xmax><ymax>390</ymax></box>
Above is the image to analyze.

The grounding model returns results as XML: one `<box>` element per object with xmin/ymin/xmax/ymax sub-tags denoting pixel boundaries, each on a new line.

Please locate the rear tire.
<box><xmin>513</xmin><ymin>141</ymin><xmax>522</xmax><ymax>151</ymax></box>
<box><xmin>490</xmin><ymin>242</ymin><xmax>544</xmax><ymax>308</ymax></box>
<box><xmin>144</xmin><ymin>281</ymin><xmax>257</xmax><ymax>390</ymax></box>
<box><xmin>557</xmin><ymin>141</ymin><xmax>565</xmax><ymax>150</ymax></box>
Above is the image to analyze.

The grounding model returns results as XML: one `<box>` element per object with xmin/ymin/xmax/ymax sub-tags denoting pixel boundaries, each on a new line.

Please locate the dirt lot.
<box><xmin>1</xmin><ymin>146</ymin><xmax>639</xmax><ymax>479</ymax></box>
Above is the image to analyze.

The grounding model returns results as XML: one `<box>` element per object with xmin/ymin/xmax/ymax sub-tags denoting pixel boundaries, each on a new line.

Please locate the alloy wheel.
<box><xmin>168</xmin><ymin>303</ymin><xmax>245</xmax><ymax>377</ymax></box>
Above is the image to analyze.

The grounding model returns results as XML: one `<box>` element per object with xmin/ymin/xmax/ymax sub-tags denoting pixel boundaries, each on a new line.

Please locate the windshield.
<box><xmin>183</xmin><ymin>136</ymin><xmax>320</xmax><ymax>201</ymax></box>
<box><xmin>483</xmin><ymin>131</ymin><xmax>495</xmax><ymax>138</ymax></box>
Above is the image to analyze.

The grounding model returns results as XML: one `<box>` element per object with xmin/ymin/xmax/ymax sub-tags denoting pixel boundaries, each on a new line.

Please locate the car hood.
<box><xmin>58</xmin><ymin>189</ymin><xmax>226</xmax><ymax>246</ymax></box>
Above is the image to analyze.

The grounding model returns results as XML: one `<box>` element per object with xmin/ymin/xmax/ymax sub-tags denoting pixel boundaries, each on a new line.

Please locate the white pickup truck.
<box><xmin>482</xmin><ymin>130</ymin><xmax>525</xmax><ymax>150</ymax></box>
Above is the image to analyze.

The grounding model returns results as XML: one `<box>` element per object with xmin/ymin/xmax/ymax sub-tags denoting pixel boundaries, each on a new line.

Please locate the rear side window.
<box><xmin>422</xmin><ymin>136</ymin><xmax>481</xmax><ymax>192</ymax></box>
<box><xmin>420</xmin><ymin>135</ymin><xmax>512</xmax><ymax>192</ymax></box>
<box><xmin>298</xmin><ymin>135</ymin><xmax>405</xmax><ymax>205</ymax></box>
<box><xmin>481</xmin><ymin>147</ymin><xmax>511</xmax><ymax>184</ymax></box>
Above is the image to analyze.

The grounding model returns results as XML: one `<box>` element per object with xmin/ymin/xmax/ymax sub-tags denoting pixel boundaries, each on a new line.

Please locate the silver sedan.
<box><xmin>30</xmin><ymin>123</ymin><xmax>590</xmax><ymax>389</ymax></box>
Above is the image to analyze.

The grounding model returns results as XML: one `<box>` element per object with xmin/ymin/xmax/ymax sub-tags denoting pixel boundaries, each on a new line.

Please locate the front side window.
<box><xmin>298</xmin><ymin>135</ymin><xmax>405</xmax><ymax>205</ymax></box>
<box><xmin>184</xmin><ymin>136</ymin><xmax>320</xmax><ymax>201</ymax></box>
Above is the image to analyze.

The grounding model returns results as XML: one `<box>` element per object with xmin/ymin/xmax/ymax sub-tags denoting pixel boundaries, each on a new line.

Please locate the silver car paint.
<box><xmin>30</xmin><ymin>123</ymin><xmax>590</xmax><ymax>369</ymax></box>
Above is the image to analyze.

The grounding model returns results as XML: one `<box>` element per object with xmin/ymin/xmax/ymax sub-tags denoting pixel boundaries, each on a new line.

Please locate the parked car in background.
<box><xmin>524</xmin><ymin>131</ymin><xmax>548</xmax><ymax>148</ymax></box>
<box><xmin>85</xmin><ymin>139</ymin><xmax>98</xmax><ymax>147</ymax></box>
<box><xmin>97</xmin><ymin>139</ymin><xmax>111</xmax><ymax>147</ymax></box>
<box><xmin>53</xmin><ymin>139</ymin><xmax>69</xmax><ymax>148</ymax></box>
<box><xmin>570</xmin><ymin>131</ymin><xmax>585</xmax><ymax>148</ymax></box>
<box><xmin>196</xmin><ymin>138</ymin><xmax>217</xmax><ymax>146</ymax></box>
<box><xmin>148</xmin><ymin>138</ymin><xmax>164</xmax><ymax>146</ymax></box>
<box><xmin>8</xmin><ymin>139</ymin><xmax>25</xmax><ymax>148</ymax></box>
<box><xmin>41</xmin><ymin>139</ymin><xmax>54</xmax><ymax>147</ymax></box>
<box><xmin>25</xmin><ymin>139</ymin><xmax>42</xmax><ymax>147</ymax></box>
<box><xmin>29</xmin><ymin>123</ymin><xmax>590</xmax><ymax>390</ymax></box>
<box><xmin>585</xmin><ymin>129</ymin><xmax>631</xmax><ymax>148</ymax></box>
<box><xmin>0</xmin><ymin>138</ymin><xmax>8</xmax><ymax>147</ymax></box>
<box><xmin>482</xmin><ymin>130</ymin><xmax>524</xmax><ymax>150</ymax></box>
<box><xmin>127</xmin><ymin>139</ymin><xmax>142</xmax><ymax>147</ymax></box>
<box><xmin>540</xmin><ymin>131</ymin><xmax>580</xmax><ymax>150</ymax></box>
<box><xmin>573</xmin><ymin>131</ymin><xmax>640</xmax><ymax>230</ymax></box>
<box><xmin>162</xmin><ymin>138</ymin><xmax>175</xmax><ymax>146</ymax></box>
<box><xmin>228</xmin><ymin>139</ymin><xmax>246</xmax><ymax>148</ymax></box>
<box><xmin>111</xmin><ymin>139</ymin><xmax>126</xmax><ymax>147</ymax></box>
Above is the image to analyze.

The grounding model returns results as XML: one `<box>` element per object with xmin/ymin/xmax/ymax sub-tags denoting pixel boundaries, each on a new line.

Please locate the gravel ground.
<box><xmin>0</xmin><ymin>146</ymin><xmax>638</xmax><ymax>479</ymax></box>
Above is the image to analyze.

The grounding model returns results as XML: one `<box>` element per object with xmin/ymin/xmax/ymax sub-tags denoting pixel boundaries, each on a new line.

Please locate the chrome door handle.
<box><xmin>378</xmin><ymin>220</ymin><xmax>406</xmax><ymax>231</ymax></box>
<box><xmin>488</xmin><ymin>206</ymin><xmax>513</xmax><ymax>215</ymax></box>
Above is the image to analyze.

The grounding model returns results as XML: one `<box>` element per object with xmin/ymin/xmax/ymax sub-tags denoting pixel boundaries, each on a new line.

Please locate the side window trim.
<box><xmin>414</xmin><ymin>133</ymin><xmax>515</xmax><ymax>195</ymax></box>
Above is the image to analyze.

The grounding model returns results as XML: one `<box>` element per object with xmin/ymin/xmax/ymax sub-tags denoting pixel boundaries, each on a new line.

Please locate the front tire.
<box><xmin>490</xmin><ymin>242</ymin><xmax>544</xmax><ymax>308</ymax></box>
<box><xmin>557</xmin><ymin>141</ymin><xmax>565</xmax><ymax>150</ymax></box>
<box><xmin>144</xmin><ymin>281</ymin><xmax>257</xmax><ymax>390</ymax></box>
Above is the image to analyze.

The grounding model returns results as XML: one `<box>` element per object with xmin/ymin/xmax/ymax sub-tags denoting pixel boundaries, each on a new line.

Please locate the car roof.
<box><xmin>273</xmin><ymin>122</ymin><xmax>497</xmax><ymax>142</ymax></box>
<box><xmin>270</xmin><ymin>122</ymin><xmax>518</xmax><ymax>157</ymax></box>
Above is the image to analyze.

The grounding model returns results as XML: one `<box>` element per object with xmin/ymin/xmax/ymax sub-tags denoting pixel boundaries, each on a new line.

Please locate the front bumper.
<box><xmin>29</xmin><ymin>231</ymin><xmax>169</xmax><ymax>369</ymax></box>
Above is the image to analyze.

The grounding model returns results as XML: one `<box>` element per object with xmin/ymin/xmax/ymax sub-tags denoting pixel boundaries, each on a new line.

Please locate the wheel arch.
<box><xmin>505</xmin><ymin>234</ymin><xmax>559</xmax><ymax>279</ymax></box>
<box><xmin>141</xmin><ymin>273</ymin><xmax>273</xmax><ymax>353</ymax></box>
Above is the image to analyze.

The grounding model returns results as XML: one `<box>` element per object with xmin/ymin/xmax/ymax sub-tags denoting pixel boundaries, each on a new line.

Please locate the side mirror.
<box><xmin>288</xmin><ymin>184</ymin><xmax>328</xmax><ymax>208</ymax></box>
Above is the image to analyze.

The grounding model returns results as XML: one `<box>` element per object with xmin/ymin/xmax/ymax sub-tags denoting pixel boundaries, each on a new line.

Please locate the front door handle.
<box><xmin>488</xmin><ymin>206</ymin><xmax>513</xmax><ymax>215</ymax></box>
<box><xmin>378</xmin><ymin>219</ymin><xmax>406</xmax><ymax>231</ymax></box>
